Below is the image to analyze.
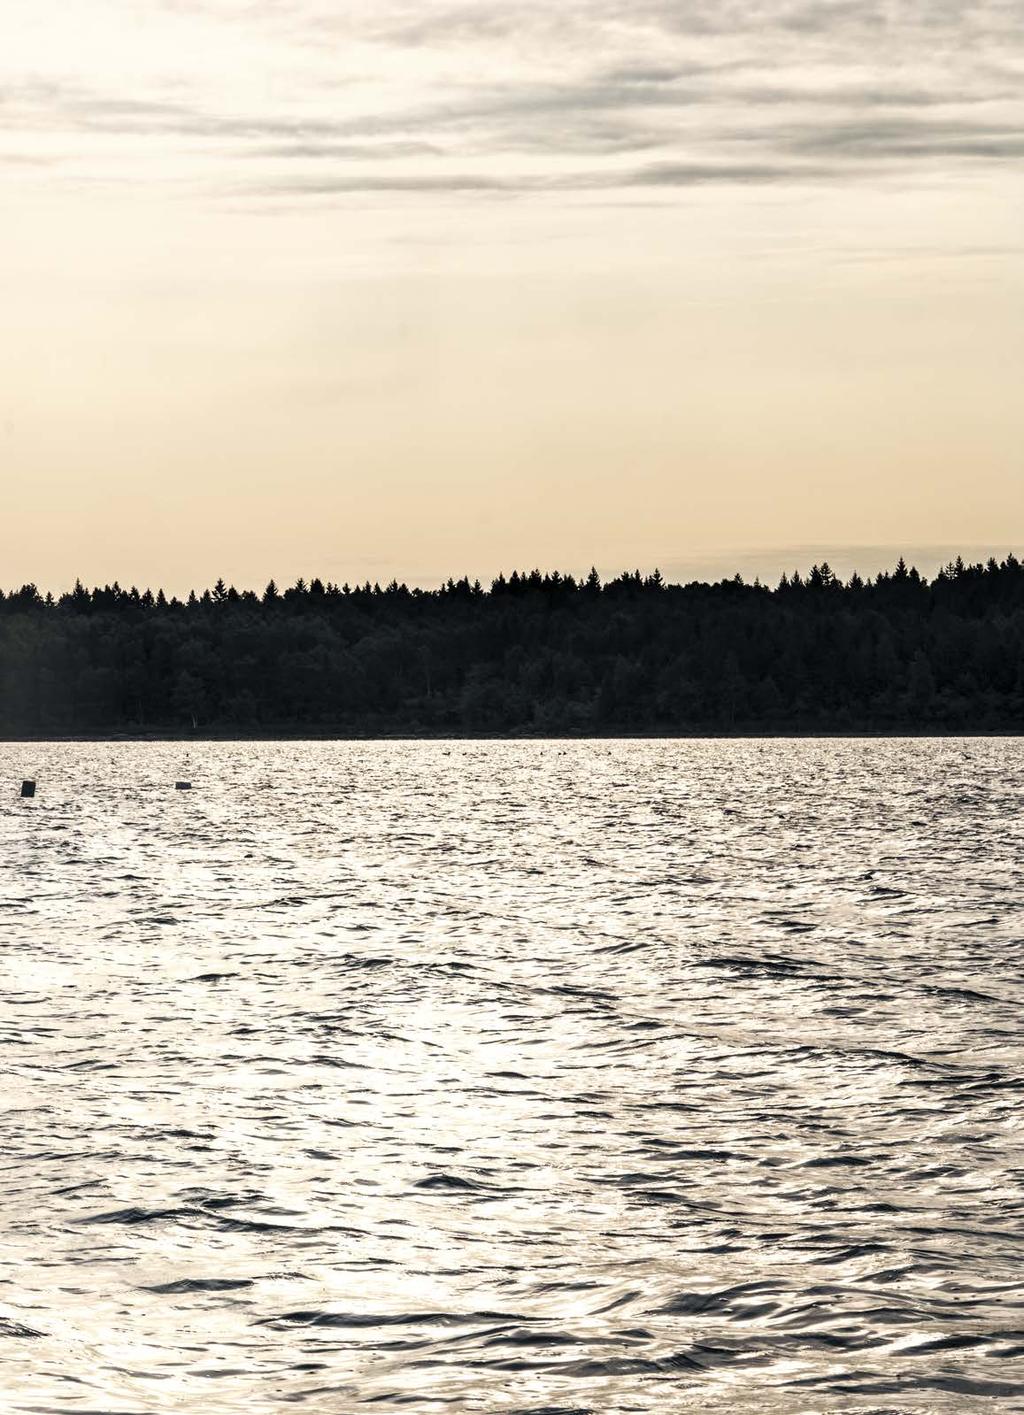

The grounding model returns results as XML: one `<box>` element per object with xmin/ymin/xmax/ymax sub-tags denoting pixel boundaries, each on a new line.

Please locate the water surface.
<box><xmin>1</xmin><ymin>739</ymin><xmax>1023</xmax><ymax>1412</ymax></box>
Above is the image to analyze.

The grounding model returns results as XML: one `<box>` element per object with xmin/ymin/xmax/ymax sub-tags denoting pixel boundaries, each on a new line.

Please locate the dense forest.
<box><xmin>1</xmin><ymin>556</ymin><xmax>1023</xmax><ymax>736</ymax></box>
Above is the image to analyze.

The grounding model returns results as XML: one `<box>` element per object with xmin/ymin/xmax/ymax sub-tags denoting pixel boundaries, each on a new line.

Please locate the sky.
<box><xmin>2</xmin><ymin>0</ymin><xmax>1022</xmax><ymax>594</ymax></box>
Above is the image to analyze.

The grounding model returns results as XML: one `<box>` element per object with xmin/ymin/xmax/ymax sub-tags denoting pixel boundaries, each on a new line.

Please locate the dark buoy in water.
<box><xmin>175</xmin><ymin>781</ymin><xmax>192</xmax><ymax>791</ymax></box>
<box><xmin>20</xmin><ymin>780</ymin><xmax>35</xmax><ymax>798</ymax></box>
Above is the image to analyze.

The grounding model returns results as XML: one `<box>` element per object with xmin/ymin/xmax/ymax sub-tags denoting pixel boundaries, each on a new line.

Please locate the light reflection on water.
<box><xmin>1</xmin><ymin>738</ymin><xmax>1022</xmax><ymax>1413</ymax></box>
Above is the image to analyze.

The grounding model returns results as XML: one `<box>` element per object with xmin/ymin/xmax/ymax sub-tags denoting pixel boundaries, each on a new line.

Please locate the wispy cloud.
<box><xmin>2</xmin><ymin>0</ymin><xmax>1020</xmax><ymax>202</ymax></box>
<box><xmin>267</xmin><ymin>159</ymin><xmax>834</xmax><ymax>197</ymax></box>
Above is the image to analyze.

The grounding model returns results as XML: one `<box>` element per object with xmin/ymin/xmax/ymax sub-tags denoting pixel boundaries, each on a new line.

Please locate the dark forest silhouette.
<box><xmin>1</xmin><ymin>556</ymin><xmax>1023</xmax><ymax>735</ymax></box>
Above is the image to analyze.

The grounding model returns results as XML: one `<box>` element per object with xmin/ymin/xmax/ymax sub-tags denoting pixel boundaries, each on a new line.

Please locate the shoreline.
<box><xmin>1</xmin><ymin>728</ymin><xmax>1022</xmax><ymax>744</ymax></box>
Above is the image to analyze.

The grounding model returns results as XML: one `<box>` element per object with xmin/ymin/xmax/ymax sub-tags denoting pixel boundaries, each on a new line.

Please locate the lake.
<box><xmin>1</xmin><ymin>739</ymin><xmax>1022</xmax><ymax>1412</ymax></box>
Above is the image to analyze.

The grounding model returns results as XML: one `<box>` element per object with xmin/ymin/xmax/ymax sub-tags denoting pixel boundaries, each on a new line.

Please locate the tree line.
<box><xmin>1</xmin><ymin>555</ymin><xmax>1023</xmax><ymax>735</ymax></box>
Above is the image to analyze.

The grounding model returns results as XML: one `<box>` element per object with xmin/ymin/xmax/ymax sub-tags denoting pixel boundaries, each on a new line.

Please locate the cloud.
<box><xmin>780</xmin><ymin>116</ymin><xmax>1024</xmax><ymax>161</ymax></box>
<box><xmin>0</xmin><ymin>152</ymin><xmax>58</xmax><ymax>165</ymax></box>
<box><xmin>623</xmin><ymin>159</ymin><xmax>833</xmax><ymax>186</ymax></box>
<box><xmin>265</xmin><ymin>157</ymin><xmax>837</xmax><ymax>198</ymax></box>
<box><xmin>3</xmin><ymin>0</ymin><xmax>1020</xmax><ymax>201</ymax></box>
<box><xmin>249</xmin><ymin>139</ymin><xmax>445</xmax><ymax>160</ymax></box>
<box><xmin>268</xmin><ymin>172</ymin><xmax>514</xmax><ymax>193</ymax></box>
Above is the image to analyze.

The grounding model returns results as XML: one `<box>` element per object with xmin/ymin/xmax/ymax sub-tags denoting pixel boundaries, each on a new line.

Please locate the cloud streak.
<box><xmin>266</xmin><ymin>159</ymin><xmax>835</xmax><ymax>197</ymax></box>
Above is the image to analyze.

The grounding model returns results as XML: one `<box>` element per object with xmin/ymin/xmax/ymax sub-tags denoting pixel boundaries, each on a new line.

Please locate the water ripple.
<box><xmin>1</xmin><ymin>738</ymin><xmax>1022</xmax><ymax>1412</ymax></box>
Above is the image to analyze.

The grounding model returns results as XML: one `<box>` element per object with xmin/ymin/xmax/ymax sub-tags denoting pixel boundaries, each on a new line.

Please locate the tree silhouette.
<box><xmin>0</xmin><ymin>554</ymin><xmax>1021</xmax><ymax>735</ymax></box>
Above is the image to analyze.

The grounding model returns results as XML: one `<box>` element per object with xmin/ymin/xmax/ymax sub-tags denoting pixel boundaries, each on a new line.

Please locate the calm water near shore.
<box><xmin>1</xmin><ymin>739</ymin><xmax>1022</xmax><ymax>1413</ymax></box>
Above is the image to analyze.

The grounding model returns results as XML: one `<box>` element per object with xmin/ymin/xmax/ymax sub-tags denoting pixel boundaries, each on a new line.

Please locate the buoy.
<box><xmin>20</xmin><ymin>780</ymin><xmax>35</xmax><ymax>798</ymax></box>
<box><xmin>175</xmin><ymin>781</ymin><xmax>192</xmax><ymax>791</ymax></box>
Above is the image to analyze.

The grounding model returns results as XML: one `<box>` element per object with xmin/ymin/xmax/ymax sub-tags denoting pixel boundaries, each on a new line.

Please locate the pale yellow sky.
<box><xmin>2</xmin><ymin>0</ymin><xmax>1021</xmax><ymax>593</ymax></box>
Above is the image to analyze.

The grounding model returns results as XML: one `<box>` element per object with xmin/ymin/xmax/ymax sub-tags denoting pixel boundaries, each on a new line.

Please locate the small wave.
<box><xmin>654</xmin><ymin>1282</ymin><xmax>779</xmax><ymax>1317</ymax></box>
<box><xmin>141</xmin><ymin>1278</ymin><xmax>256</xmax><ymax>1294</ymax></box>
<box><xmin>76</xmin><ymin>1205</ymin><xmax>198</xmax><ymax>1226</ymax></box>
<box><xmin>0</xmin><ymin>1317</ymin><xmax>44</xmax><ymax>1338</ymax></box>
<box><xmin>259</xmin><ymin>1309</ymin><xmax>532</xmax><ymax>1329</ymax></box>
<box><xmin>692</xmin><ymin>955</ymin><xmax>811</xmax><ymax>978</ymax></box>
<box><xmin>799</xmin><ymin>1154</ymin><xmax>877</xmax><ymax>1168</ymax></box>
<box><xmin>414</xmin><ymin>1173</ymin><xmax>498</xmax><ymax>1192</ymax></box>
